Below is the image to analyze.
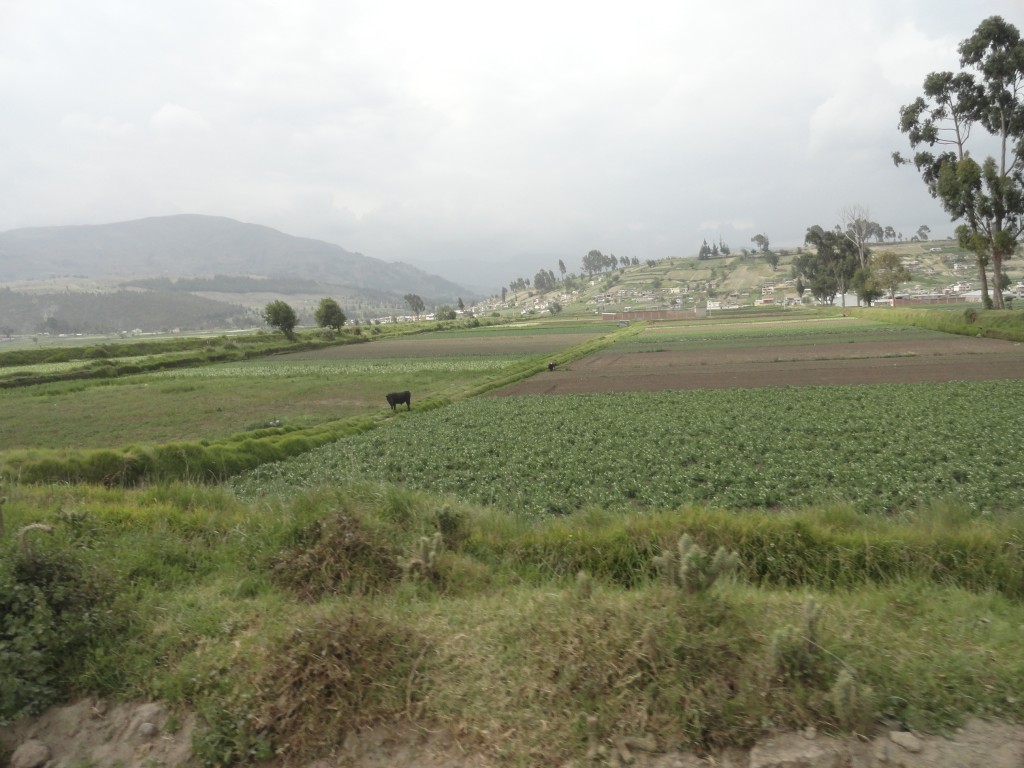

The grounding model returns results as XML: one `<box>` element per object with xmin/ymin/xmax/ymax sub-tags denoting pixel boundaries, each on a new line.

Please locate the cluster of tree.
<box><xmin>498</xmin><ymin>250</ymin><xmax>644</xmax><ymax>306</ymax></box>
<box><xmin>697</xmin><ymin>239</ymin><xmax>732</xmax><ymax>260</ymax></box>
<box><xmin>533</xmin><ymin>269</ymin><xmax>559</xmax><ymax>292</ymax></box>
<box><xmin>793</xmin><ymin>222</ymin><xmax>914</xmax><ymax>306</ymax></box>
<box><xmin>894</xmin><ymin>15</ymin><xmax>1024</xmax><ymax>309</ymax></box>
<box><xmin>581</xmin><ymin>249</ymin><xmax>639</xmax><ymax>275</ymax></box>
<box><xmin>261</xmin><ymin>297</ymin><xmax>348</xmax><ymax>340</ymax></box>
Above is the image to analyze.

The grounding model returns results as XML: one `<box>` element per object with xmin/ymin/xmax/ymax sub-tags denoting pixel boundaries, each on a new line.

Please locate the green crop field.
<box><xmin>615</xmin><ymin>318</ymin><xmax>952</xmax><ymax>351</ymax></box>
<box><xmin>233</xmin><ymin>380</ymin><xmax>1024</xmax><ymax>515</ymax></box>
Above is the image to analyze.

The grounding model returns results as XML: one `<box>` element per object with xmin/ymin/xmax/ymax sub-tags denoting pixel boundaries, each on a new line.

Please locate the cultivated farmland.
<box><xmin>234</xmin><ymin>316</ymin><xmax>1024</xmax><ymax>515</ymax></box>
<box><xmin>497</xmin><ymin>317</ymin><xmax>1024</xmax><ymax>394</ymax></box>
<box><xmin>6</xmin><ymin>311</ymin><xmax>1024</xmax><ymax>766</ymax></box>
<box><xmin>234</xmin><ymin>380</ymin><xmax>1024</xmax><ymax>514</ymax></box>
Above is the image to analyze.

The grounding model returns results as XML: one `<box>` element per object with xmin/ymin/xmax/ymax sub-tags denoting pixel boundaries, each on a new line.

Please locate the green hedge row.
<box><xmin>466</xmin><ymin>506</ymin><xmax>1024</xmax><ymax>599</ymax></box>
<box><xmin>849</xmin><ymin>306</ymin><xmax>1024</xmax><ymax>342</ymax></box>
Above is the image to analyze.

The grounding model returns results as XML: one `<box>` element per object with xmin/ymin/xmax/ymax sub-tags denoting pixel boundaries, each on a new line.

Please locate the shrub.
<box><xmin>0</xmin><ymin>539</ymin><xmax>119</xmax><ymax>720</ymax></box>
<box><xmin>268</xmin><ymin>510</ymin><xmax>402</xmax><ymax>600</ymax></box>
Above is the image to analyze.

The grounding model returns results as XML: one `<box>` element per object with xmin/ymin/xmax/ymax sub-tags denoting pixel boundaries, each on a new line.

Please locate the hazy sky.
<box><xmin>1</xmin><ymin>1</ymin><xmax>1021</xmax><ymax>290</ymax></box>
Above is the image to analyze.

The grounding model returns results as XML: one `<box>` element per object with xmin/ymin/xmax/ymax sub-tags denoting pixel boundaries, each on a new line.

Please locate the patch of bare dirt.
<box><xmin>4</xmin><ymin>702</ymin><xmax>1024</xmax><ymax>768</ymax></box>
<box><xmin>495</xmin><ymin>336</ymin><xmax>1024</xmax><ymax>395</ymax></box>
<box><xmin>1</xmin><ymin>699</ymin><xmax>194</xmax><ymax>768</ymax></box>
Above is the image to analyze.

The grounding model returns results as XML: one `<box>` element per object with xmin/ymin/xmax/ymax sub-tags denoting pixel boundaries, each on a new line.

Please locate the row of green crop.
<box><xmin>0</xmin><ymin>330</ymin><xmax>282</xmax><ymax>367</ymax></box>
<box><xmin>622</xmin><ymin>319</ymin><xmax>946</xmax><ymax>350</ymax></box>
<box><xmin>232</xmin><ymin>379</ymin><xmax>1024</xmax><ymax>516</ymax></box>
<box><xmin>146</xmin><ymin>356</ymin><xmax>521</xmax><ymax>379</ymax></box>
<box><xmin>0</xmin><ymin>315</ymin><xmax>514</xmax><ymax>384</ymax></box>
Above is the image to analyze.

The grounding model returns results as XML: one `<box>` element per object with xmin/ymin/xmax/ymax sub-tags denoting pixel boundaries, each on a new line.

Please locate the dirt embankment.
<box><xmin>4</xmin><ymin>699</ymin><xmax>1024</xmax><ymax>768</ymax></box>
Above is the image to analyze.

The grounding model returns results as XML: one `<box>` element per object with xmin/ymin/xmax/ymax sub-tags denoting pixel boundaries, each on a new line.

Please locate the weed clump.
<box><xmin>769</xmin><ymin>597</ymin><xmax>825</xmax><ymax>684</ymax></box>
<box><xmin>399</xmin><ymin>531</ymin><xmax>443</xmax><ymax>583</ymax></box>
<box><xmin>829</xmin><ymin>668</ymin><xmax>875</xmax><ymax>733</ymax></box>
<box><xmin>251</xmin><ymin>610</ymin><xmax>427</xmax><ymax>763</ymax></box>
<box><xmin>653</xmin><ymin>533</ymin><xmax>739</xmax><ymax>592</ymax></box>
<box><xmin>269</xmin><ymin>510</ymin><xmax>402</xmax><ymax>600</ymax></box>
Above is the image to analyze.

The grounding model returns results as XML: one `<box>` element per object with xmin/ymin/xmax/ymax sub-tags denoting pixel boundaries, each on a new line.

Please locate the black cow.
<box><xmin>548</xmin><ymin>362</ymin><xmax>557</xmax><ymax>371</ymax></box>
<box><xmin>386</xmin><ymin>391</ymin><xmax>412</xmax><ymax>411</ymax></box>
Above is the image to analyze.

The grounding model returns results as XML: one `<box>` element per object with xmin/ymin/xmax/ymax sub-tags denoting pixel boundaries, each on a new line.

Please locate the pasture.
<box><xmin>0</xmin><ymin>322</ymin><xmax>607</xmax><ymax>450</ymax></box>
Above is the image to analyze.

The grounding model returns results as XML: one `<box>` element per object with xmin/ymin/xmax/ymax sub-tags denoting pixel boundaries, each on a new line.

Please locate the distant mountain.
<box><xmin>0</xmin><ymin>214</ymin><xmax>473</xmax><ymax>301</ymax></box>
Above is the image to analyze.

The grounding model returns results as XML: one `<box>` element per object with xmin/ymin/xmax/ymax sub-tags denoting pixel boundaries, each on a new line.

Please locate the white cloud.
<box><xmin>149</xmin><ymin>103</ymin><xmax>212</xmax><ymax>134</ymax></box>
<box><xmin>2</xmin><ymin>0</ymin><xmax>1022</xmax><ymax>287</ymax></box>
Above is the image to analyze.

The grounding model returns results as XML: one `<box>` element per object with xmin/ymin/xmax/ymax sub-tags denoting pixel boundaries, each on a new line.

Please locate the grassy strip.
<box><xmin>3</xmin><ymin>483</ymin><xmax>1022</xmax><ymax>763</ymax></box>
<box><xmin>848</xmin><ymin>306</ymin><xmax>1024</xmax><ymax>341</ymax></box>
<box><xmin>462</xmin><ymin>503</ymin><xmax>1024</xmax><ymax>598</ymax></box>
<box><xmin>0</xmin><ymin>316</ymin><xmax>514</xmax><ymax>387</ymax></box>
<box><xmin>0</xmin><ymin>333</ymin><xmax>371</xmax><ymax>388</ymax></box>
<box><xmin>0</xmin><ymin>325</ymin><xmax>631</xmax><ymax>485</ymax></box>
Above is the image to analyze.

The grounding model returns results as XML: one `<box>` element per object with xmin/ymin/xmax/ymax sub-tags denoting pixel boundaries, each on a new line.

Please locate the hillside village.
<box><xmin>465</xmin><ymin>240</ymin><xmax>1024</xmax><ymax>320</ymax></box>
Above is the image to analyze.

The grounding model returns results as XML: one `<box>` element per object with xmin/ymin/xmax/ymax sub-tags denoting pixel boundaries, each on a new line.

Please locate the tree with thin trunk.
<box><xmin>314</xmin><ymin>297</ymin><xmax>346</xmax><ymax>331</ymax></box>
<box><xmin>894</xmin><ymin>16</ymin><xmax>1024</xmax><ymax>309</ymax></box>
<box><xmin>836</xmin><ymin>205</ymin><xmax>879</xmax><ymax>270</ymax></box>
<box><xmin>404</xmin><ymin>293</ymin><xmax>425</xmax><ymax>316</ymax></box>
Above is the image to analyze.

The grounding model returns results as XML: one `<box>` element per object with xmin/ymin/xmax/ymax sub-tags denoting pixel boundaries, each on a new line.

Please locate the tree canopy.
<box><xmin>895</xmin><ymin>15</ymin><xmax>1024</xmax><ymax>309</ymax></box>
<box><xmin>793</xmin><ymin>226</ymin><xmax>859</xmax><ymax>306</ymax></box>
<box><xmin>873</xmin><ymin>251</ymin><xmax>913</xmax><ymax>300</ymax></box>
<box><xmin>313</xmin><ymin>297</ymin><xmax>346</xmax><ymax>330</ymax></box>
<box><xmin>404</xmin><ymin>294</ymin><xmax>425</xmax><ymax>316</ymax></box>
<box><xmin>262</xmin><ymin>300</ymin><xmax>298</xmax><ymax>341</ymax></box>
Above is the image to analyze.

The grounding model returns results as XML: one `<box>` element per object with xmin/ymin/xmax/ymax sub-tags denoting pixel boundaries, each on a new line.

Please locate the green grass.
<box><xmin>0</xmin><ymin>340</ymin><xmax>595</xmax><ymax>451</ymax></box>
<box><xmin>613</xmin><ymin>317</ymin><xmax>948</xmax><ymax>351</ymax></box>
<box><xmin>850</xmin><ymin>306</ymin><xmax>1024</xmax><ymax>342</ymax></box>
<box><xmin>5</xmin><ymin>314</ymin><xmax>1024</xmax><ymax>765</ymax></box>
<box><xmin>4</xmin><ymin>483</ymin><xmax>1024</xmax><ymax>765</ymax></box>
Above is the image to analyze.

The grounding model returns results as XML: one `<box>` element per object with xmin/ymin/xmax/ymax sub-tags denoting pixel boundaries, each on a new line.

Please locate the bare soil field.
<box><xmin>496</xmin><ymin>333</ymin><xmax>1024</xmax><ymax>395</ymax></box>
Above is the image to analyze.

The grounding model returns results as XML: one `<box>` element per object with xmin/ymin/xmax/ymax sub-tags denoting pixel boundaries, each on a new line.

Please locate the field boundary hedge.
<box><xmin>848</xmin><ymin>306</ymin><xmax>1024</xmax><ymax>341</ymax></box>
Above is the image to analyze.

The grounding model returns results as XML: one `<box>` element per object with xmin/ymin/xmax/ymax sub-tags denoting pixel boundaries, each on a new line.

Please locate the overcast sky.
<box><xmin>1</xmin><ymin>1</ymin><xmax>1021</xmax><ymax>291</ymax></box>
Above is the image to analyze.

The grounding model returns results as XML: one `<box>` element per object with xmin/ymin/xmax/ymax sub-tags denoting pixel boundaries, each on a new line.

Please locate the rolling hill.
<box><xmin>0</xmin><ymin>215</ymin><xmax>479</xmax><ymax>333</ymax></box>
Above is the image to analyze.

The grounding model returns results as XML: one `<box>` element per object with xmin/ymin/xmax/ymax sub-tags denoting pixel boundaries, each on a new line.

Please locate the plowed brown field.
<box><xmin>496</xmin><ymin>330</ymin><xmax>1024</xmax><ymax>394</ymax></box>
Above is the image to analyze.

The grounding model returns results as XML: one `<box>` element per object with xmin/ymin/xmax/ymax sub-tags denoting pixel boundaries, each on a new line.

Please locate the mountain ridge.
<box><xmin>0</xmin><ymin>214</ymin><xmax>475</xmax><ymax>302</ymax></box>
